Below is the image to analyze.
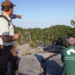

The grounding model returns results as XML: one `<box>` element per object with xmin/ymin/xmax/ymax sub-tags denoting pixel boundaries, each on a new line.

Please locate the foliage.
<box><xmin>14</xmin><ymin>25</ymin><xmax>74</xmax><ymax>46</ymax></box>
<box><xmin>29</xmin><ymin>42</ymin><xmax>35</xmax><ymax>48</ymax></box>
<box><xmin>71</xmin><ymin>19</ymin><xmax>75</xmax><ymax>26</ymax></box>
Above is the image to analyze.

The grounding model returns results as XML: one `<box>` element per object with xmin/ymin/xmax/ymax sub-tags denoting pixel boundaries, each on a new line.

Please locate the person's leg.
<box><xmin>0</xmin><ymin>45</ymin><xmax>10</xmax><ymax>75</ymax></box>
<box><xmin>0</xmin><ymin>66</ymin><xmax>7</xmax><ymax>75</ymax></box>
<box><xmin>9</xmin><ymin>46</ymin><xmax>18</xmax><ymax>75</ymax></box>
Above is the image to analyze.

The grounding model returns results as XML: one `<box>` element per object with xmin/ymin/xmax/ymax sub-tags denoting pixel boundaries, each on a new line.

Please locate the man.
<box><xmin>61</xmin><ymin>37</ymin><xmax>75</xmax><ymax>75</ymax></box>
<box><xmin>0</xmin><ymin>0</ymin><xmax>20</xmax><ymax>75</ymax></box>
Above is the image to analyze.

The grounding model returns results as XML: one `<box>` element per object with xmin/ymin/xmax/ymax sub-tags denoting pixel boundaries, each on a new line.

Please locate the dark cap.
<box><xmin>1</xmin><ymin>1</ymin><xmax>16</xmax><ymax>7</ymax></box>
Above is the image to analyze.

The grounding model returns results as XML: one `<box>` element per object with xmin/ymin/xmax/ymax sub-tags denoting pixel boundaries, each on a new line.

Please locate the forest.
<box><xmin>14</xmin><ymin>25</ymin><xmax>75</xmax><ymax>47</ymax></box>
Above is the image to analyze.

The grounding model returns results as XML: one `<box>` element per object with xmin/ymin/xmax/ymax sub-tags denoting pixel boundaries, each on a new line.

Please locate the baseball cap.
<box><xmin>1</xmin><ymin>1</ymin><xmax>16</xmax><ymax>7</ymax></box>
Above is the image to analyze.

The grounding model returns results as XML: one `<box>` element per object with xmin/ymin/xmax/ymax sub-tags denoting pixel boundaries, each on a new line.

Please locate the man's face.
<box><xmin>10</xmin><ymin>7</ymin><xmax>14</xmax><ymax>15</ymax></box>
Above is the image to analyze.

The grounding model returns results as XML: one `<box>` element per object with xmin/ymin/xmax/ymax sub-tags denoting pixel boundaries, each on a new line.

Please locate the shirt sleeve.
<box><xmin>10</xmin><ymin>14</ymin><xmax>16</xmax><ymax>19</ymax></box>
<box><xmin>0</xmin><ymin>18</ymin><xmax>9</xmax><ymax>35</ymax></box>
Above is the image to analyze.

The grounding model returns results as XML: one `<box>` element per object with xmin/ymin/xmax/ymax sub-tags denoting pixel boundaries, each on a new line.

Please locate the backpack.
<box><xmin>0</xmin><ymin>13</ymin><xmax>15</xmax><ymax>32</ymax></box>
<box><xmin>0</xmin><ymin>12</ymin><xmax>10</xmax><ymax>26</ymax></box>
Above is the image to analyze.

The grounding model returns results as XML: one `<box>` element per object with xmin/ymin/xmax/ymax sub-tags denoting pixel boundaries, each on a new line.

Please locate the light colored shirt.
<box><xmin>0</xmin><ymin>11</ymin><xmax>14</xmax><ymax>46</ymax></box>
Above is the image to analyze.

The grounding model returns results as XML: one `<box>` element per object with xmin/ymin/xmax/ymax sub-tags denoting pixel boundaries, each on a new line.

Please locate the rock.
<box><xmin>16</xmin><ymin>44</ymin><xmax>65</xmax><ymax>56</ymax></box>
<box><xmin>45</xmin><ymin>54</ymin><xmax>63</xmax><ymax>75</ymax></box>
<box><xmin>6</xmin><ymin>53</ymin><xmax>56</xmax><ymax>75</ymax></box>
<box><xmin>20</xmin><ymin>35</ymin><xmax>26</xmax><ymax>45</ymax></box>
<box><xmin>52</xmin><ymin>38</ymin><xmax>65</xmax><ymax>46</ymax></box>
<box><xmin>37</xmin><ymin>53</ymin><xmax>55</xmax><ymax>59</ymax></box>
<box><xmin>28</xmin><ymin>48</ymin><xmax>45</xmax><ymax>55</ymax></box>
<box><xmin>36</xmin><ymin>40</ymin><xmax>43</xmax><ymax>46</ymax></box>
<box><xmin>13</xmin><ymin>41</ymin><xmax>18</xmax><ymax>49</ymax></box>
<box><xmin>16</xmin><ymin>44</ymin><xmax>31</xmax><ymax>56</ymax></box>
<box><xmin>19</xmin><ymin>55</ymin><xmax>43</xmax><ymax>75</ymax></box>
<box><xmin>19</xmin><ymin>53</ymin><xmax>55</xmax><ymax>75</ymax></box>
<box><xmin>45</xmin><ymin>41</ymin><xmax>51</xmax><ymax>45</ymax></box>
<box><xmin>23</xmin><ymin>46</ymin><xmax>48</xmax><ymax>55</ymax></box>
<box><xmin>25</xmin><ymin>32</ymin><xmax>31</xmax><ymax>42</ymax></box>
<box><xmin>43</xmin><ymin>45</ymin><xmax>65</xmax><ymax>53</ymax></box>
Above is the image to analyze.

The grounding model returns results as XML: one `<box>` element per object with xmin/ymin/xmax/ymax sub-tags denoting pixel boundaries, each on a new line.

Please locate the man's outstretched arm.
<box><xmin>10</xmin><ymin>14</ymin><xmax>22</xmax><ymax>19</ymax></box>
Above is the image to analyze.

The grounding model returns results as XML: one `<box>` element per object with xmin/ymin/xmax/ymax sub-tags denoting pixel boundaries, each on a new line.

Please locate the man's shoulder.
<box><xmin>61</xmin><ymin>47</ymin><xmax>69</xmax><ymax>53</ymax></box>
<box><xmin>61</xmin><ymin>46</ymin><xmax>75</xmax><ymax>52</ymax></box>
<box><xmin>0</xmin><ymin>15</ymin><xmax>8</xmax><ymax>24</ymax></box>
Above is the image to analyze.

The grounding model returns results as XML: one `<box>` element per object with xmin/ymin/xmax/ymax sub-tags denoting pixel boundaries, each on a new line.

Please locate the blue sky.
<box><xmin>0</xmin><ymin>0</ymin><xmax>75</xmax><ymax>29</ymax></box>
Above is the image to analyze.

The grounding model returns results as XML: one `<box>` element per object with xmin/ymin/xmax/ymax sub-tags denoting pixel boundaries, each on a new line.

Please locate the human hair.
<box><xmin>1</xmin><ymin>6</ymin><xmax>13</xmax><ymax>12</ymax></box>
<box><xmin>66</xmin><ymin>37</ymin><xmax>75</xmax><ymax>46</ymax></box>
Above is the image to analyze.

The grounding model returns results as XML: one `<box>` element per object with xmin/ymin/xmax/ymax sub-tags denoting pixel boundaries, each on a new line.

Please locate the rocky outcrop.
<box><xmin>52</xmin><ymin>38</ymin><xmax>65</xmax><ymax>46</ymax></box>
<box><xmin>36</xmin><ymin>40</ymin><xmax>43</xmax><ymax>46</ymax></box>
<box><xmin>43</xmin><ymin>45</ymin><xmax>65</xmax><ymax>53</ymax></box>
<box><xmin>6</xmin><ymin>54</ymin><xmax>63</xmax><ymax>75</ymax></box>
<box><xmin>20</xmin><ymin>35</ymin><xmax>26</xmax><ymax>45</ymax></box>
<box><xmin>19</xmin><ymin>55</ymin><xmax>43</xmax><ymax>75</ymax></box>
<box><xmin>6</xmin><ymin>44</ymin><xmax>64</xmax><ymax>75</ymax></box>
<box><xmin>13</xmin><ymin>41</ymin><xmax>18</xmax><ymax>49</ymax></box>
<box><xmin>16</xmin><ymin>44</ymin><xmax>65</xmax><ymax>56</ymax></box>
<box><xmin>25</xmin><ymin>32</ymin><xmax>31</xmax><ymax>42</ymax></box>
<box><xmin>45</xmin><ymin>54</ymin><xmax>63</xmax><ymax>75</ymax></box>
<box><xmin>16</xmin><ymin>44</ymin><xmax>31</xmax><ymax>56</ymax></box>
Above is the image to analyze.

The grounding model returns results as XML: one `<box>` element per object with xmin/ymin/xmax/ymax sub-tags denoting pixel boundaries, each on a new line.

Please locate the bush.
<box><xmin>29</xmin><ymin>42</ymin><xmax>35</xmax><ymax>48</ymax></box>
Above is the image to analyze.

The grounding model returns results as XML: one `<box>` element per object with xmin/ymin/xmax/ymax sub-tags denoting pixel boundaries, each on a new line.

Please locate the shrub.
<box><xmin>29</xmin><ymin>42</ymin><xmax>35</xmax><ymax>48</ymax></box>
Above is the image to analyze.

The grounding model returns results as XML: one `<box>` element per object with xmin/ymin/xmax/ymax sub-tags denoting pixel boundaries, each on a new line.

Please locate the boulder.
<box><xmin>27</xmin><ymin>48</ymin><xmax>45</xmax><ymax>55</ymax></box>
<box><xmin>6</xmin><ymin>53</ymin><xmax>56</xmax><ymax>75</ymax></box>
<box><xmin>20</xmin><ymin>35</ymin><xmax>26</xmax><ymax>45</ymax></box>
<box><xmin>16</xmin><ymin>44</ymin><xmax>65</xmax><ymax>56</ymax></box>
<box><xmin>19</xmin><ymin>53</ymin><xmax>55</xmax><ymax>75</ymax></box>
<box><xmin>36</xmin><ymin>41</ymin><xmax>43</xmax><ymax>46</ymax></box>
<box><xmin>19</xmin><ymin>55</ymin><xmax>43</xmax><ymax>75</ymax></box>
<box><xmin>25</xmin><ymin>32</ymin><xmax>31</xmax><ymax>42</ymax></box>
<box><xmin>16</xmin><ymin>44</ymin><xmax>31</xmax><ymax>56</ymax></box>
<box><xmin>45</xmin><ymin>54</ymin><xmax>63</xmax><ymax>75</ymax></box>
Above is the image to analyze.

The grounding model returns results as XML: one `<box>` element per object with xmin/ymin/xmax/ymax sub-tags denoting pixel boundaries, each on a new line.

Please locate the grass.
<box><xmin>22</xmin><ymin>52</ymin><xmax>31</xmax><ymax>56</ymax></box>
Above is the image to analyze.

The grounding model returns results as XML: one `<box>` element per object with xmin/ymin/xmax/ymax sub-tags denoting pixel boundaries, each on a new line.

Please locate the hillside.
<box><xmin>13</xmin><ymin>25</ymin><xmax>74</xmax><ymax>48</ymax></box>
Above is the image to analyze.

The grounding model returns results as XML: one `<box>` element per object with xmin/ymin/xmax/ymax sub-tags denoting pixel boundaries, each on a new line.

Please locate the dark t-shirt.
<box><xmin>61</xmin><ymin>46</ymin><xmax>75</xmax><ymax>75</ymax></box>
